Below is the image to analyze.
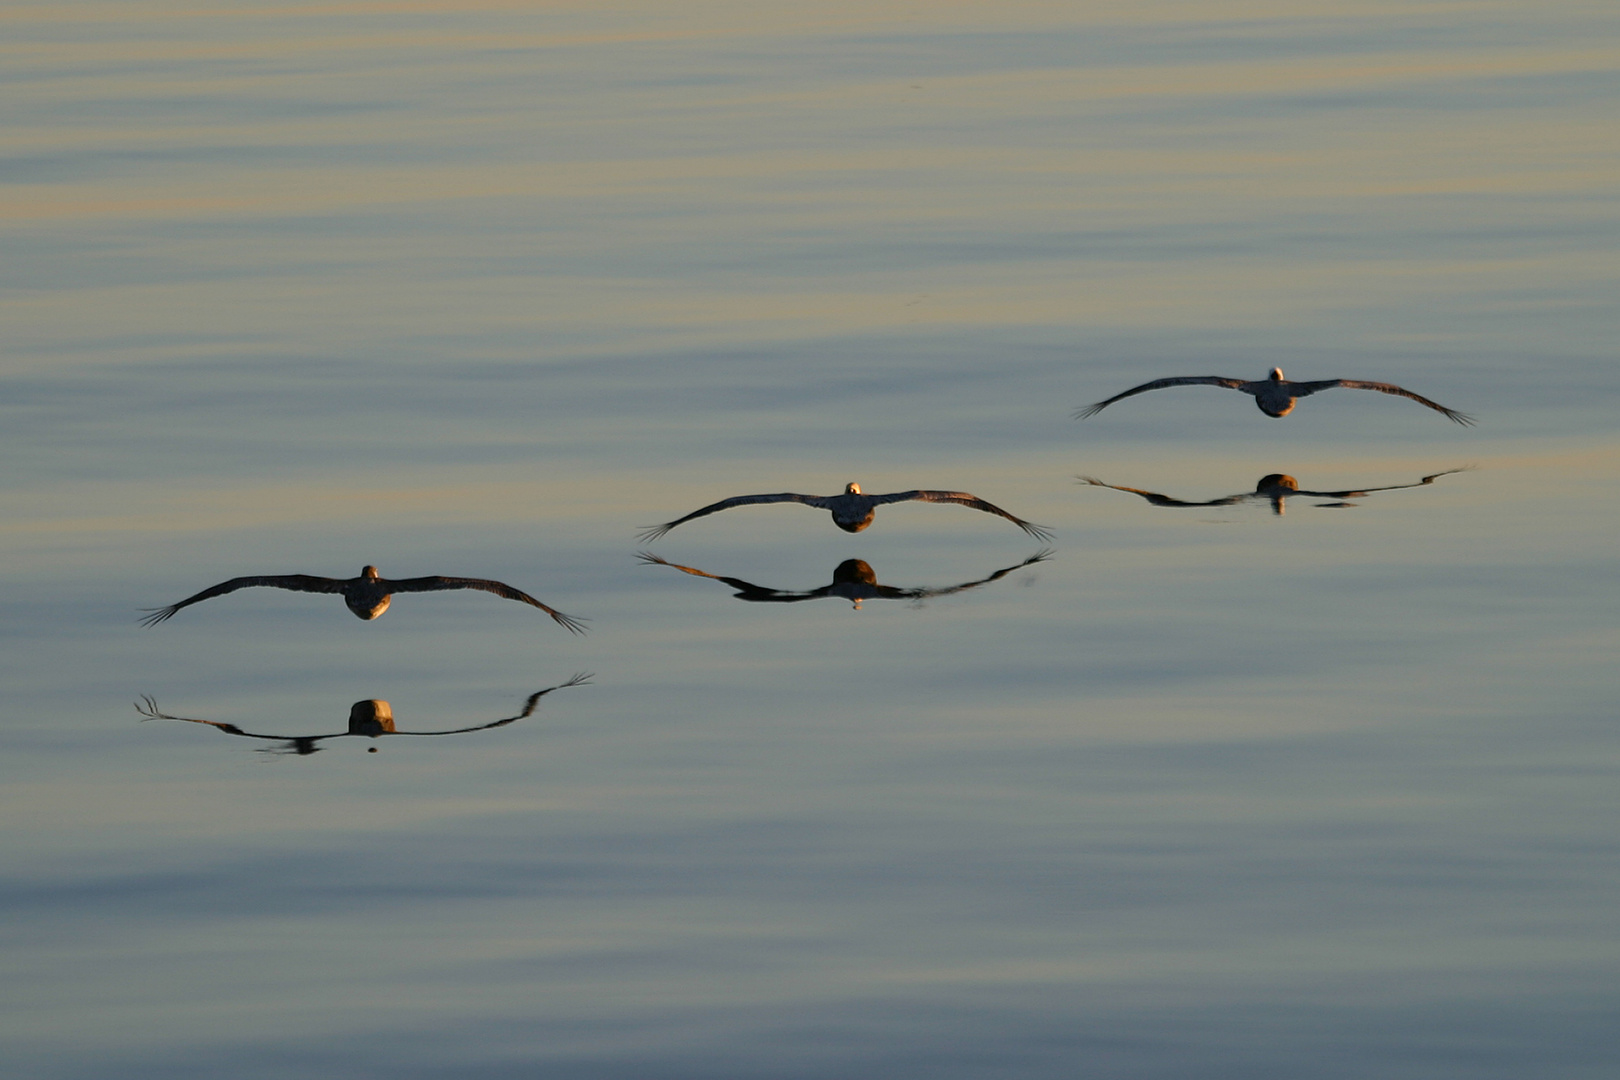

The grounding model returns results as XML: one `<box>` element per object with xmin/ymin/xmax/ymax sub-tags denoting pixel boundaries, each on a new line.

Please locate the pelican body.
<box><xmin>1077</xmin><ymin>368</ymin><xmax>1473</xmax><ymax>424</ymax></box>
<box><xmin>344</xmin><ymin>566</ymin><xmax>396</xmax><ymax>619</ymax></box>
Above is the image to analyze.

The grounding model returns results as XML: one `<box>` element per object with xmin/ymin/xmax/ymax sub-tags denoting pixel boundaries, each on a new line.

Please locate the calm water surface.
<box><xmin>3</xmin><ymin>3</ymin><xmax>1617</xmax><ymax>1077</ymax></box>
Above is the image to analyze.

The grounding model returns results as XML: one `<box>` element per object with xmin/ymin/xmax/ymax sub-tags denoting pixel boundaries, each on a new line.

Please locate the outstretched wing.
<box><xmin>1078</xmin><ymin>476</ymin><xmax>1247</xmax><ymax>508</ymax></box>
<box><xmin>395</xmin><ymin>673</ymin><xmax>594</xmax><ymax>735</ymax></box>
<box><xmin>873</xmin><ymin>490</ymin><xmax>1054</xmax><ymax>542</ymax></box>
<box><xmin>637</xmin><ymin>492</ymin><xmax>829</xmax><ymax>542</ymax></box>
<box><xmin>905</xmin><ymin>549</ymin><xmax>1054</xmax><ymax>600</ymax></box>
<box><xmin>1074</xmin><ymin>376</ymin><xmax>1245</xmax><ymax>418</ymax></box>
<box><xmin>385</xmin><ymin>576</ymin><xmax>587</xmax><ymax>635</ymax></box>
<box><xmin>139</xmin><ymin>574</ymin><xmax>346</xmax><ymax>626</ymax></box>
<box><xmin>1290</xmin><ymin>467</ymin><xmax>1473</xmax><ymax>499</ymax></box>
<box><xmin>134</xmin><ymin>695</ymin><xmax>327</xmax><ymax>741</ymax></box>
<box><xmin>637</xmin><ymin>552</ymin><xmax>814</xmax><ymax>602</ymax></box>
<box><xmin>1292</xmin><ymin>379</ymin><xmax>1474</xmax><ymax>425</ymax></box>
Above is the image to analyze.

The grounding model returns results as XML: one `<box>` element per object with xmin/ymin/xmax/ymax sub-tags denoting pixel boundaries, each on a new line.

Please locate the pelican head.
<box><xmin>844</xmin><ymin>482</ymin><xmax>862</xmax><ymax>495</ymax></box>
<box><xmin>1269</xmin><ymin>368</ymin><xmax>1284</xmax><ymax>382</ymax></box>
<box><xmin>361</xmin><ymin>565</ymin><xmax>381</xmax><ymax>579</ymax></box>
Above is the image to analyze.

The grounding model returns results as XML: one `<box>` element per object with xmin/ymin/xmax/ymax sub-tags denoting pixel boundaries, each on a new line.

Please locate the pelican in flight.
<box><xmin>1076</xmin><ymin>368</ymin><xmax>1473</xmax><ymax>424</ymax></box>
<box><xmin>140</xmin><ymin>565</ymin><xmax>586</xmax><ymax>633</ymax></box>
<box><xmin>639</xmin><ymin>549</ymin><xmax>1051</xmax><ymax>608</ymax></box>
<box><xmin>136</xmin><ymin>674</ymin><xmax>591</xmax><ymax>755</ymax></box>
<box><xmin>638</xmin><ymin>482</ymin><xmax>1053</xmax><ymax>542</ymax></box>
<box><xmin>1080</xmin><ymin>467</ymin><xmax>1469</xmax><ymax>516</ymax></box>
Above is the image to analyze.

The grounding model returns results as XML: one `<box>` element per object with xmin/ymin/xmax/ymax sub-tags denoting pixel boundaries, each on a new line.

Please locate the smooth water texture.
<box><xmin>2</xmin><ymin>3</ymin><xmax>1617</xmax><ymax>1077</ymax></box>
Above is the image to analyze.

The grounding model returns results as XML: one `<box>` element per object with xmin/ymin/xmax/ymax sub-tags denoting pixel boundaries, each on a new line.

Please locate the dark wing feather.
<box><xmin>385</xmin><ymin>576</ymin><xmax>587</xmax><ymax>635</ymax></box>
<box><xmin>874</xmin><ymin>490</ymin><xmax>1054</xmax><ymax>541</ymax></box>
<box><xmin>637</xmin><ymin>492</ymin><xmax>828</xmax><ymax>542</ymax></box>
<box><xmin>139</xmin><ymin>574</ymin><xmax>346</xmax><ymax>626</ymax></box>
<box><xmin>1288</xmin><ymin>467</ymin><xmax>1472</xmax><ymax>499</ymax></box>
<box><xmin>1074</xmin><ymin>376</ymin><xmax>1246</xmax><ymax>418</ymax></box>
<box><xmin>905</xmin><ymin>549</ymin><xmax>1054</xmax><ymax>600</ymax></box>
<box><xmin>134</xmin><ymin>696</ymin><xmax>324</xmax><ymax>741</ymax></box>
<box><xmin>394</xmin><ymin>673</ymin><xmax>593</xmax><ymax>735</ymax></box>
<box><xmin>1293</xmin><ymin>379</ymin><xmax>1474</xmax><ymax>425</ymax></box>
<box><xmin>1078</xmin><ymin>476</ymin><xmax>1245</xmax><ymax>508</ymax></box>
<box><xmin>637</xmin><ymin>552</ymin><xmax>809</xmax><ymax>602</ymax></box>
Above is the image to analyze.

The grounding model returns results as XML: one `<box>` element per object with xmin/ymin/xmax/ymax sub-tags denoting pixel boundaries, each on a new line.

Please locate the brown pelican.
<box><xmin>135</xmin><ymin>674</ymin><xmax>591</xmax><ymax>755</ymax></box>
<box><xmin>140</xmin><ymin>565</ymin><xmax>586</xmax><ymax>633</ymax></box>
<box><xmin>638</xmin><ymin>482</ymin><xmax>1053</xmax><ymax>542</ymax></box>
<box><xmin>639</xmin><ymin>549</ymin><xmax>1051</xmax><ymax>608</ymax></box>
<box><xmin>1080</xmin><ymin>467</ymin><xmax>1469</xmax><ymax>515</ymax></box>
<box><xmin>1076</xmin><ymin>368</ymin><xmax>1473</xmax><ymax>424</ymax></box>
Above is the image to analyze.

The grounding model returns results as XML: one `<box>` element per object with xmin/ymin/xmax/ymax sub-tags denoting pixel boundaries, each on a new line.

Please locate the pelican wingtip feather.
<box><xmin>552</xmin><ymin>610</ymin><xmax>590</xmax><ymax>636</ymax></box>
<box><xmin>1022</xmin><ymin>521</ymin><xmax>1056</xmax><ymax>543</ymax></box>
<box><xmin>138</xmin><ymin>606</ymin><xmax>178</xmax><ymax>628</ymax></box>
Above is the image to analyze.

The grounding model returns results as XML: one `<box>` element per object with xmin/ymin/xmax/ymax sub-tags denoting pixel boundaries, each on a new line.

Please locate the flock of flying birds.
<box><xmin>139</xmin><ymin>367</ymin><xmax>1472</xmax><ymax>632</ymax></box>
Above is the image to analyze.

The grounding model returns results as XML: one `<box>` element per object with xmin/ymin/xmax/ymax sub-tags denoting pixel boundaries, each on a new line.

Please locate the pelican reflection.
<box><xmin>639</xmin><ymin>550</ymin><xmax>1051</xmax><ymax>609</ymax></box>
<box><xmin>639</xmin><ymin>482</ymin><xmax>1052</xmax><ymax>542</ymax></box>
<box><xmin>1080</xmin><ymin>468</ymin><xmax>1469</xmax><ymax>516</ymax></box>
<box><xmin>1076</xmin><ymin>368</ymin><xmax>1473</xmax><ymax>424</ymax></box>
<box><xmin>141</xmin><ymin>565</ymin><xmax>585</xmax><ymax>633</ymax></box>
<box><xmin>135</xmin><ymin>674</ymin><xmax>591</xmax><ymax>755</ymax></box>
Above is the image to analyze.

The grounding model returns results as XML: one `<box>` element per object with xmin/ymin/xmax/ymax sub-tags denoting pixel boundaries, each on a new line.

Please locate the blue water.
<box><xmin>2</xmin><ymin>3</ymin><xmax>1617</xmax><ymax>1077</ymax></box>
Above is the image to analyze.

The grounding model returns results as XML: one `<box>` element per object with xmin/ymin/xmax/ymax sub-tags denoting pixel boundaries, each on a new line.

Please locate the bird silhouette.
<box><xmin>135</xmin><ymin>675</ymin><xmax>591</xmax><ymax>755</ymax></box>
<box><xmin>1076</xmin><ymin>368</ymin><xmax>1473</xmax><ymax>424</ymax></box>
<box><xmin>639</xmin><ymin>549</ymin><xmax>1051</xmax><ymax>608</ymax></box>
<box><xmin>1080</xmin><ymin>468</ymin><xmax>1469</xmax><ymax>515</ymax></box>
<box><xmin>140</xmin><ymin>565</ymin><xmax>585</xmax><ymax>633</ymax></box>
<box><xmin>638</xmin><ymin>482</ymin><xmax>1052</xmax><ymax>542</ymax></box>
